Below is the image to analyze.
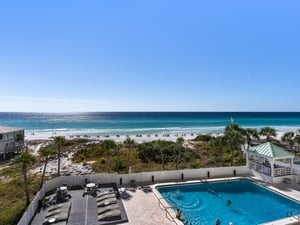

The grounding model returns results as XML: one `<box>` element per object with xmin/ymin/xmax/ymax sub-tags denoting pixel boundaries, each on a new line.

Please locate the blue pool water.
<box><xmin>157</xmin><ymin>179</ymin><xmax>300</xmax><ymax>225</ymax></box>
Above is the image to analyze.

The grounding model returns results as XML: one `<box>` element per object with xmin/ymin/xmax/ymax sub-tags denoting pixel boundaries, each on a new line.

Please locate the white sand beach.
<box><xmin>25</xmin><ymin>132</ymin><xmax>199</xmax><ymax>143</ymax></box>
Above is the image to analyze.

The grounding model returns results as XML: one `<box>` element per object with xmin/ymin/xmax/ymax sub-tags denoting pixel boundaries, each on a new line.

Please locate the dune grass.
<box><xmin>0</xmin><ymin>168</ymin><xmax>40</xmax><ymax>225</ymax></box>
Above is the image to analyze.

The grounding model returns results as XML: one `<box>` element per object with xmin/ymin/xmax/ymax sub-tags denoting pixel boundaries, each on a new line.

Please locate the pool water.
<box><xmin>157</xmin><ymin>179</ymin><xmax>300</xmax><ymax>225</ymax></box>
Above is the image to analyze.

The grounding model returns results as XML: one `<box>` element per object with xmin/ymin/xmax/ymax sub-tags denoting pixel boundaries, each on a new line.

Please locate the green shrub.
<box><xmin>193</xmin><ymin>134</ymin><xmax>212</xmax><ymax>142</ymax></box>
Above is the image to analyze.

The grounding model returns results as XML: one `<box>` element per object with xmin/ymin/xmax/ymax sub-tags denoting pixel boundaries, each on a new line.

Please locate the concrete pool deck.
<box><xmin>118</xmin><ymin>185</ymin><xmax>180</xmax><ymax>225</ymax></box>
<box><xmin>119</xmin><ymin>177</ymin><xmax>300</xmax><ymax>225</ymax></box>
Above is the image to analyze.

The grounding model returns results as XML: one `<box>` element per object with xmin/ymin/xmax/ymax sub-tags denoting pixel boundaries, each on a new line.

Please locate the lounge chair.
<box><xmin>98</xmin><ymin>209</ymin><xmax>121</xmax><ymax>221</ymax></box>
<box><xmin>43</xmin><ymin>213</ymin><xmax>69</xmax><ymax>225</ymax></box>
<box><xmin>43</xmin><ymin>202</ymin><xmax>71</xmax><ymax>225</ymax></box>
<box><xmin>48</xmin><ymin>221</ymin><xmax>67</xmax><ymax>225</ymax></box>
<box><xmin>96</xmin><ymin>193</ymin><xmax>116</xmax><ymax>202</ymax></box>
<box><xmin>97</xmin><ymin>203</ymin><xmax>119</xmax><ymax>215</ymax></box>
<box><xmin>97</xmin><ymin>197</ymin><xmax>117</xmax><ymax>207</ymax></box>
<box><xmin>46</xmin><ymin>207</ymin><xmax>70</xmax><ymax>218</ymax></box>
<box><xmin>96</xmin><ymin>189</ymin><xmax>114</xmax><ymax>197</ymax></box>
<box><xmin>48</xmin><ymin>202</ymin><xmax>71</xmax><ymax>212</ymax></box>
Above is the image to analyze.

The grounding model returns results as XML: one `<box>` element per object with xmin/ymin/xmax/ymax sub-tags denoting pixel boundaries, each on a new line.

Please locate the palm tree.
<box><xmin>242</xmin><ymin>128</ymin><xmax>259</xmax><ymax>149</ymax></box>
<box><xmin>54</xmin><ymin>136</ymin><xmax>66</xmax><ymax>177</ymax></box>
<box><xmin>259</xmin><ymin>127</ymin><xmax>277</xmax><ymax>142</ymax></box>
<box><xmin>282</xmin><ymin>131</ymin><xmax>296</xmax><ymax>154</ymax></box>
<box><xmin>15</xmin><ymin>151</ymin><xmax>36</xmax><ymax>205</ymax></box>
<box><xmin>16</xmin><ymin>133</ymin><xmax>24</xmax><ymax>142</ymax></box>
<box><xmin>39</xmin><ymin>147</ymin><xmax>55</xmax><ymax>189</ymax></box>
<box><xmin>175</xmin><ymin>137</ymin><xmax>184</xmax><ymax>169</ymax></box>
<box><xmin>100</xmin><ymin>140</ymin><xmax>117</xmax><ymax>173</ymax></box>
<box><xmin>224</xmin><ymin>124</ymin><xmax>245</xmax><ymax>166</ymax></box>
<box><xmin>124</xmin><ymin>137</ymin><xmax>135</xmax><ymax>173</ymax></box>
<box><xmin>115</xmin><ymin>143</ymin><xmax>123</xmax><ymax>173</ymax></box>
<box><xmin>210</xmin><ymin>136</ymin><xmax>225</xmax><ymax>166</ymax></box>
<box><xmin>295</xmin><ymin>129</ymin><xmax>300</xmax><ymax>153</ymax></box>
<box><xmin>154</xmin><ymin>140</ymin><xmax>168</xmax><ymax>169</ymax></box>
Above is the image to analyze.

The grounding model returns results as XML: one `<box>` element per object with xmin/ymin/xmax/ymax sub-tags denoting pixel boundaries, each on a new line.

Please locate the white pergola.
<box><xmin>247</xmin><ymin>142</ymin><xmax>294</xmax><ymax>181</ymax></box>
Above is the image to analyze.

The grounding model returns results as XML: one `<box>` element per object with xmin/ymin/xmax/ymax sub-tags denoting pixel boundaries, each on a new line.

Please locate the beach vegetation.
<box><xmin>14</xmin><ymin>151</ymin><xmax>36</xmax><ymax>206</ymax></box>
<box><xmin>259</xmin><ymin>127</ymin><xmax>277</xmax><ymax>142</ymax></box>
<box><xmin>124</xmin><ymin>137</ymin><xmax>135</xmax><ymax>173</ymax></box>
<box><xmin>295</xmin><ymin>131</ymin><xmax>300</xmax><ymax>152</ymax></box>
<box><xmin>242</xmin><ymin>128</ymin><xmax>260</xmax><ymax>148</ymax></box>
<box><xmin>16</xmin><ymin>133</ymin><xmax>24</xmax><ymax>141</ymax></box>
<box><xmin>0</xmin><ymin>174</ymin><xmax>40</xmax><ymax>225</ymax></box>
<box><xmin>281</xmin><ymin>131</ymin><xmax>296</xmax><ymax>153</ymax></box>
<box><xmin>175</xmin><ymin>137</ymin><xmax>184</xmax><ymax>169</ymax></box>
<box><xmin>99</xmin><ymin>140</ymin><xmax>117</xmax><ymax>173</ymax></box>
<box><xmin>0</xmin><ymin>165</ymin><xmax>19</xmax><ymax>177</ymax></box>
<box><xmin>39</xmin><ymin>146</ymin><xmax>56</xmax><ymax>188</ymax></box>
<box><xmin>193</xmin><ymin>134</ymin><xmax>212</xmax><ymax>142</ymax></box>
<box><xmin>100</xmin><ymin>157</ymin><xmax>106</xmax><ymax>164</ymax></box>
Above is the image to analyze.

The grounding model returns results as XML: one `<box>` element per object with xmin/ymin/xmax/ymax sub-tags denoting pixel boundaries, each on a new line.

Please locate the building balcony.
<box><xmin>4</xmin><ymin>143</ymin><xmax>24</xmax><ymax>153</ymax></box>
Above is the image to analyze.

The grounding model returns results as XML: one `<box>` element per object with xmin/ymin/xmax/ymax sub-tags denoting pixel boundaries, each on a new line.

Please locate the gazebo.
<box><xmin>247</xmin><ymin>142</ymin><xmax>294</xmax><ymax>183</ymax></box>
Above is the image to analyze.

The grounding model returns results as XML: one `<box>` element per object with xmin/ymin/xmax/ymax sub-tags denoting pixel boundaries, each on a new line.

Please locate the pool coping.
<box><xmin>151</xmin><ymin>176</ymin><xmax>300</xmax><ymax>225</ymax></box>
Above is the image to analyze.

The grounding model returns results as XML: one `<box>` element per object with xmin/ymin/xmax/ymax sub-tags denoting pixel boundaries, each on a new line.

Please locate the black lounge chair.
<box><xmin>43</xmin><ymin>202</ymin><xmax>71</xmax><ymax>225</ymax></box>
<box><xmin>97</xmin><ymin>203</ymin><xmax>119</xmax><ymax>215</ymax></box>
<box><xmin>98</xmin><ymin>209</ymin><xmax>121</xmax><ymax>221</ymax></box>
<box><xmin>43</xmin><ymin>214</ymin><xmax>69</xmax><ymax>225</ymax></box>
<box><xmin>97</xmin><ymin>197</ymin><xmax>117</xmax><ymax>207</ymax></box>
<box><xmin>96</xmin><ymin>189</ymin><xmax>114</xmax><ymax>197</ymax></box>
<box><xmin>96</xmin><ymin>193</ymin><xmax>116</xmax><ymax>202</ymax></box>
<box><xmin>48</xmin><ymin>202</ymin><xmax>71</xmax><ymax>212</ymax></box>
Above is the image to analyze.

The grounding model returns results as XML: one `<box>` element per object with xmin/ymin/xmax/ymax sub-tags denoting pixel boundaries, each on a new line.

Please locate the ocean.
<box><xmin>0</xmin><ymin>112</ymin><xmax>300</xmax><ymax>139</ymax></box>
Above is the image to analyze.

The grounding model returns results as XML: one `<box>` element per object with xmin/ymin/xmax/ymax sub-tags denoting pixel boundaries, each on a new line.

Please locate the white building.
<box><xmin>0</xmin><ymin>126</ymin><xmax>25</xmax><ymax>159</ymax></box>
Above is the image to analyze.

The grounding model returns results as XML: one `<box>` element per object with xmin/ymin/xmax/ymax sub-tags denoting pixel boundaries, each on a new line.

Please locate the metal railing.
<box><xmin>158</xmin><ymin>197</ymin><xmax>181</xmax><ymax>225</ymax></box>
<box><xmin>287</xmin><ymin>210</ymin><xmax>300</xmax><ymax>220</ymax></box>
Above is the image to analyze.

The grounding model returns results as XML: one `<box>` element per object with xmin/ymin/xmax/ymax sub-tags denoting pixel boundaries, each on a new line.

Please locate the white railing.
<box><xmin>274</xmin><ymin>167</ymin><xmax>292</xmax><ymax>177</ymax></box>
<box><xmin>249</xmin><ymin>161</ymin><xmax>271</xmax><ymax>176</ymax></box>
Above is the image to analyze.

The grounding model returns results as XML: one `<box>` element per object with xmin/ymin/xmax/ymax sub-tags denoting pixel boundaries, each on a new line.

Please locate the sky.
<box><xmin>0</xmin><ymin>0</ymin><xmax>300</xmax><ymax>112</ymax></box>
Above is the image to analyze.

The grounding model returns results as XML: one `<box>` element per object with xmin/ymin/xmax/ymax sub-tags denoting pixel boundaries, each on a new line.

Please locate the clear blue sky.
<box><xmin>0</xmin><ymin>0</ymin><xmax>300</xmax><ymax>112</ymax></box>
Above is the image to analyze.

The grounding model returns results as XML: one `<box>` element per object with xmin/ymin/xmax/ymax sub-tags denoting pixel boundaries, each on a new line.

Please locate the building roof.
<box><xmin>0</xmin><ymin>126</ymin><xmax>24</xmax><ymax>133</ymax></box>
<box><xmin>248</xmin><ymin>142</ymin><xmax>294</xmax><ymax>158</ymax></box>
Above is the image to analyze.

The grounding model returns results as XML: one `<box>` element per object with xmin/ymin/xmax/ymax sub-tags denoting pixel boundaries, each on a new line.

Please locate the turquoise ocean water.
<box><xmin>0</xmin><ymin>112</ymin><xmax>300</xmax><ymax>138</ymax></box>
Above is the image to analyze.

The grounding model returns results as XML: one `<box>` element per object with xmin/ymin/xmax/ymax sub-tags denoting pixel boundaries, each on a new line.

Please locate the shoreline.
<box><xmin>24</xmin><ymin>129</ymin><xmax>294</xmax><ymax>143</ymax></box>
<box><xmin>25</xmin><ymin>132</ymin><xmax>199</xmax><ymax>143</ymax></box>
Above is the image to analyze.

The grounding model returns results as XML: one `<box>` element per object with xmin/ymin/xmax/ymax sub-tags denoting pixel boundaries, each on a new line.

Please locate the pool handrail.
<box><xmin>157</xmin><ymin>197</ymin><xmax>182</xmax><ymax>225</ymax></box>
<box><xmin>286</xmin><ymin>210</ymin><xmax>300</xmax><ymax>221</ymax></box>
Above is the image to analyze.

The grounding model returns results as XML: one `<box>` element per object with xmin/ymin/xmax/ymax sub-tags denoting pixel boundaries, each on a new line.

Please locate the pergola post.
<box><xmin>271</xmin><ymin>158</ymin><xmax>274</xmax><ymax>177</ymax></box>
<box><xmin>291</xmin><ymin>157</ymin><xmax>294</xmax><ymax>174</ymax></box>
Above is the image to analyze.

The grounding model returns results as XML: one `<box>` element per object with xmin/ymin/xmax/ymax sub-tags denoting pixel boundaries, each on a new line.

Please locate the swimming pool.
<box><xmin>157</xmin><ymin>179</ymin><xmax>300</xmax><ymax>225</ymax></box>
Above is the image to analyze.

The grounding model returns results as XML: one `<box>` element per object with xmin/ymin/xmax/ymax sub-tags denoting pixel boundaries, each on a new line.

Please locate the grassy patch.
<box><xmin>0</xmin><ymin>175</ymin><xmax>40</xmax><ymax>225</ymax></box>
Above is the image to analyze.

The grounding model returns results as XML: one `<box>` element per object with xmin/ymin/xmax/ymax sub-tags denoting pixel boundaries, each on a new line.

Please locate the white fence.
<box><xmin>17</xmin><ymin>166</ymin><xmax>248</xmax><ymax>225</ymax></box>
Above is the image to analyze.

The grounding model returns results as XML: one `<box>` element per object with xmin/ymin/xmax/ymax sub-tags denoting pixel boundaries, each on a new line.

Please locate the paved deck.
<box><xmin>119</xmin><ymin>186</ymin><xmax>178</xmax><ymax>225</ymax></box>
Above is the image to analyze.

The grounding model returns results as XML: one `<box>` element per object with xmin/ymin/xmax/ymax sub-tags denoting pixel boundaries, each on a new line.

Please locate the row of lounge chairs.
<box><xmin>43</xmin><ymin>201</ymin><xmax>71</xmax><ymax>225</ymax></box>
<box><xmin>96</xmin><ymin>188</ymin><xmax>121</xmax><ymax>221</ymax></box>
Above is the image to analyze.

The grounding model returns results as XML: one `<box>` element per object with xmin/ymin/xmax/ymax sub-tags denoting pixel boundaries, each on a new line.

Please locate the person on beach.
<box><xmin>176</xmin><ymin>208</ymin><xmax>181</xmax><ymax>220</ymax></box>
